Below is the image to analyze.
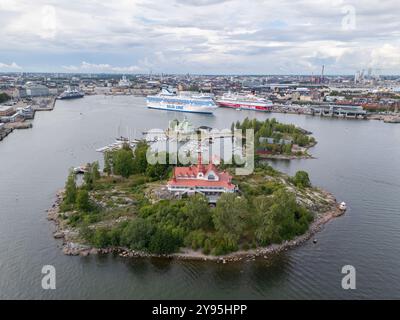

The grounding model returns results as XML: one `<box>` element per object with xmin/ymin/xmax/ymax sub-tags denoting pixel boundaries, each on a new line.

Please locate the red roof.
<box><xmin>168</xmin><ymin>163</ymin><xmax>235</xmax><ymax>190</ymax></box>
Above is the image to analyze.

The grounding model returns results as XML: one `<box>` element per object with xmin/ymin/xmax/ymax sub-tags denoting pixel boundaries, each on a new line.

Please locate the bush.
<box><xmin>0</xmin><ymin>92</ymin><xmax>10</xmax><ymax>103</ymax></box>
<box><xmin>64</xmin><ymin>171</ymin><xmax>77</xmax><ymax>205</ymax></box>
<box><xmin>255</xmin><ymin>189</ymin><xmax>313</xmax><ymax>245</ymax></box>
<box><xmin>148</xmin><ymin>227</ymin><xmax>183</xmax><ymax>254</ymax></box>
<box><xmin>92</xmin><ymin>228</ymin><xmax>110</xmax><ymax>248</ymax></box>
<box><xmin>113</xmin><ymin>147</ymin><xmax>135</xmax><ymax>178</ymax></box>
<box><xmin>210</xmin><ymin>235</ymin><xmax>238</xmax><ymax>256</ymax></box>
<box><xmin>184</xmin><ymin>230</ymin><xmax>207</xmax><ymax>250</ymax></box>
<box><xmin>293</xmin><ymin>171</ymin><xmax>311</xmax><ymax>188</ymax></box>
<box><xmin>213</xmin><ymin>193</ymin><xmax>251</xmax><ymax>243</ymax></box>
<box><xmin>76</xmin><ymin>189</ymin><xmax>91</xmax><ymax>212</ymax></box>
<box><xmin>182</xmin><ymin>194</ymin><xmax>213</xmax><ymax>230</ymax></box>
<box><xmin>121</xmin><ymin>218</ymin><xmax>155</xmax><ymax>250</ymax></box>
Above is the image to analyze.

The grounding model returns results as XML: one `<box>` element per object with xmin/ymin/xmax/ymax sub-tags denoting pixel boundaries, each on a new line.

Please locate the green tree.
<box><xmin>148</xmin><ymin>227</ymin><xmax>182</xmax><ymax>254</ymax></box>
<box><xmin>0</xmin><ymin>92</ymin><xmax>11</xmax><ymax>103</ymax></box>
<box><xmin>83</xmin><ymin>161</ymin><xmax>101</xmax><ymax>189</ymax></box>
<box><xmin>113</xmin><ymin>148</ymin><xmax>135</xmax><ymax>178</ymax></box>
<box><xmin>283</xmin><ymin>143</ymin><xmax>292</xmax><ymax>155</ymax></box>
<box><xmin>255</xmin><ymin>190</ymin><xmax>295</xmax><ymax>244</ymax></box>
<box><xmin>83</xmin><ymin>163</ymin><xmax>93</xmax><ymax>189</ymax></box>
<box><xmin>132</xmin><ymin>141</ymin><xmax>149</xmax><ymax>174</ymax></box>
<box><xmin>76</xmin><ymin>189</ymin><xmax>91</xmax><ymax>212</ymax></box>
<box><xmin>255</xmin><ymin>189</ymin><xmax>312</xmax><ymax>245</ymax></box>
<box><xmin>213</xmin><ymin>193</ymin><xmax>251</xmax><ymax>243</ymax></box>
<box><xmin>92</xmin><ymin>228</ymin><xmax>110</xmax><ymax>248</ymax></box>
<box><xmin>146</xmin><ymin>159</ymin><xmax>169</xmax><ymax>179</ymax></box>
<box><xmin>293</xmin><ymin>171</ymin><xmax>311</xmax><ymax>188</ymax></box>
<box><xmin>64</xmin><ymin>171</ymin><xmax>77</xmax><ymax>205</ymax></box>
<box><xmin>92</xmin><ymin>161</ymin><xmax>101</xmax><ymax>181</ymax></box>
<box><xmin>121</xmin><ymin>218</ymin><xmax>155</xmax><ymax>250</ymax></box>
<box><xmin>103</xmin><ymin>151</ymin><xmax>113</xmax><ymax>175</ymax></box>
<box><xmin>183</xmin><ymin>194</ymin><xmax>213</xmax><ymax>230</ymax></box>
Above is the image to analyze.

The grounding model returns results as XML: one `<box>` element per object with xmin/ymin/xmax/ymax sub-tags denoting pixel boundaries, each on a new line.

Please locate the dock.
<box><xmin>0</xmin><ymin>127</ymin><xmax>13</xmax><ymax>141</ymax></box>
<box><xmin>0</xmin><ymin>97</ymin><xmax>56</xmax><ymax>143</ymax></box>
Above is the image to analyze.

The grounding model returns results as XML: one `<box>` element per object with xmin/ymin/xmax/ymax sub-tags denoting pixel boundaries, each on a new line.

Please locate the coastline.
<box><xmin>258</xmin><ymin>153</ymin><xmax>314</xmax><ymax>160</ymax></box>
<box><xmin>47</xmin><ymin>188</ymin><xmax>343</xmax><ymax>263</ymax></box>
<box><xmin>257</xmin><ymin>141</ymin><xmax>317</xmax><ymax>160</ymax></box>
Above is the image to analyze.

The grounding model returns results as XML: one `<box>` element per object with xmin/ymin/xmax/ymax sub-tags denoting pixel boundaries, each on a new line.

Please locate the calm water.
<box><xmin>1</xmin><ymin>95</ymin><xmax>399</xmax><ymax>299</ymax></box>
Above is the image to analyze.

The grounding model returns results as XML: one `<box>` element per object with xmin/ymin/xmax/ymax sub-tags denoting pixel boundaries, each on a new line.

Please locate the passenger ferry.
<box><xmin>58</xmin><ymin>86</ymin><xmax>84</xmax><ymax>100</ymax></box>
<box><xmin>216</xmin><ymin>92</ymin><xmax>273</xmax><ymax>112</ymax></box>
<box><xmin>146</xmin><ymin>88</ymin><xmax>218</xmax><ymax>114</ymax></box>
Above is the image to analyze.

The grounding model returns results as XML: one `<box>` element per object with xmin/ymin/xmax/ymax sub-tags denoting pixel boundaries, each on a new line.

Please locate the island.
<box><xmin>232</xmin><ymin>118</ymin><xmax>317</xmax><ymax>159</ymax></box>
<box><xmin>48</xmin><ymin>133</ymin><xmax>341</xmax><ymax>262</ymax></box>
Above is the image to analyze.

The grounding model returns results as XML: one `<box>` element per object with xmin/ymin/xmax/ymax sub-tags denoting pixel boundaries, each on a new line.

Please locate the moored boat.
<box><xmin>58</xmin><ymin>86</ymin><xmax>84</xmax><ymax>100</ymax></box>
<box><xmin>339</xmin><ymin>202</ymin><xmax>347</xmax><ymax>211</ymax></box>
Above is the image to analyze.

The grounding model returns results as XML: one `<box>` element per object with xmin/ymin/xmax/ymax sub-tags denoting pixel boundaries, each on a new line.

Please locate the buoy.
<box><xmin>313</xmin><ymin>239</ymin><xmax>317</xmax><ymax>244</ymax></box>
<box><xmin>339</xmin><ymin>201</ymin><xmax>347</xmax><ymax>211</ymax></box>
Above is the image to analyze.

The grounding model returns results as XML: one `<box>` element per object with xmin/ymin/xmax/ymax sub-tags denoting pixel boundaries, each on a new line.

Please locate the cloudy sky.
<box><xmin>0</xmin><ymin>0</ymin><xmax>399</xmax><ymax>74</ymax></box>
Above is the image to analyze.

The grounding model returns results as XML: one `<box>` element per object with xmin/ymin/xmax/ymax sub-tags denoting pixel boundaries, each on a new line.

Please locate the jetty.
<box><xmin>0</xmin><ymin>125</ymin><xmax>13</xmax><ymax>141</ymax></box>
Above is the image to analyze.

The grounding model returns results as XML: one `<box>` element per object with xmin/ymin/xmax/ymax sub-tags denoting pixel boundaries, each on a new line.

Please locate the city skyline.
<box><xmin>1</xmin><ymin>0</ymin><xmax>400</xmax><ymax>75</ymax></box>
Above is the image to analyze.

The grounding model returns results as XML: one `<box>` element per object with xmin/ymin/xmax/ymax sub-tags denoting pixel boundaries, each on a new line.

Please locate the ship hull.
<box><xmin>217</xmin><ymin>101</ymin><xmax>272</xmax><ymax>112</ymax></box>
<box><xmin>58</xmin><ymin>95</ymin><xmax>84</xmax><ymax>100</ymax></box>
<box><xmin>147</xmin><ymin>103</ymin><xmax>215</xmax><ymax>114</ymax></box>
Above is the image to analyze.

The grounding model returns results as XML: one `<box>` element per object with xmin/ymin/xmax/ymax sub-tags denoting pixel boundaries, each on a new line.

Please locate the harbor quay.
<box><xmin>1</xmin><ymin>72</ymin><xmax>400</xmax><ymax>145</ymax></box>
<box><xmin>0</xmin><ymin>97</ymin><xmax>55</xmax><ymax>142</ymax></box>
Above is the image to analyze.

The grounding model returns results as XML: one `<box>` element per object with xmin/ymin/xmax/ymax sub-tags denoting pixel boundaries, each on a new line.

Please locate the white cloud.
<box><xmin>62</xmin><ymin>61</ymin><xmax>141</xmax><ymax>73</ymax></box>
<box><xmin>369</xmin><ymin>44</ymin><xmax>400</xmax><ymax>69</ymax></box>
<box><xmin>0</xmin><ymin>62</ymin><xmax>22</xmax><ymax>70</ymax></box>
<box><xmin>0</xmin><ymin>0</ymin><xmax>399</xmax><ymax>73</ymax></box>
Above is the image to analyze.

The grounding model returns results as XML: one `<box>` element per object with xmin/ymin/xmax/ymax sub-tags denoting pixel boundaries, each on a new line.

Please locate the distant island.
<box><xmin>233</xmin><ymin>118</ymin><xmax>316</xmax><ymax>160</ymax></box>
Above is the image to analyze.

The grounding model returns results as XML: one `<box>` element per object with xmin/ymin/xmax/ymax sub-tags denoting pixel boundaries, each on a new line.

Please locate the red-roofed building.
<box><xmin>167</xmin><ymin>152</ymin><xmax>237</xmax><ymax>203</ymax></box>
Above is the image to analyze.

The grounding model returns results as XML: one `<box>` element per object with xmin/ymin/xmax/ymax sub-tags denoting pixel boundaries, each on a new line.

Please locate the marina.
<box><xmin>96</xmin><ymin>136</ymin><xmax>140</xmax><ymax>153</ymax></box>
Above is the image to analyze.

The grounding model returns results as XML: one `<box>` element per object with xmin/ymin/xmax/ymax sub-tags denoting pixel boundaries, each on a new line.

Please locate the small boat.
<box><xmin>73</xmin><ymin>166</ymin><xmax>88</xmax><ymax>174</ymax></box>
<box><xmin>339</xmin><ymin>202</ymin><xmax>347</xmax><ymax>211</ymax></box>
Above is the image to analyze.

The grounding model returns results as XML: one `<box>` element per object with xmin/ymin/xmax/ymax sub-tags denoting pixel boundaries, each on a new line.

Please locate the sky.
<box><xmin>0</xmin><ymin>0</ymin><xmax>399</xmax><ymax>75</ymax></box>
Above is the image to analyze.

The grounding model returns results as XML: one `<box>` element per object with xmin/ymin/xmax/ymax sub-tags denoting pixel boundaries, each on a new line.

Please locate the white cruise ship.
<box><xmin>216</xmin><ymin>92</ymin><xmax>273</xmax><ymax>112</ymax></box>
<box><xmin>146</xmin><ymin>88</ymin><xmax>217</xmax><ymax>114</ymax></box>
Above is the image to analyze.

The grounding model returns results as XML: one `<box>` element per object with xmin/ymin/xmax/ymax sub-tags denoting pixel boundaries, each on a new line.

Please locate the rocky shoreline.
<box><xmin>259</xmin><ymin>153</ymin><xmax>314</xmax><ymax>160</ymax></box>
<box><xmin>258</xmin><ymin>141</ymin><xmax>317</xmax><ymax>161</ymax></box>
<box><xmin>47</xmin><ymin>189</ymin><xmax>344</xmax><ymax>263</ymax></box>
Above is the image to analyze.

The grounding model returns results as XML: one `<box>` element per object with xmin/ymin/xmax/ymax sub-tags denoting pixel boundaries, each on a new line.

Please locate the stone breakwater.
<box><xmin>47</xmin><ymin>189</ymin><xmax>344</xmax><ymax>263</ymax></box>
